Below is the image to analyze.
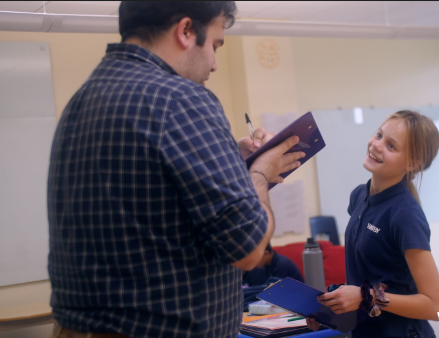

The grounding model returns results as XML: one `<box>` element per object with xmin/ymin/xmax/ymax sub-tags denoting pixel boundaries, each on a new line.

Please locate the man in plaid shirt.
<box><xmin>47</xmin><ymin>2</ymin><xmax>305</xmax><ymax>337</ymax></box>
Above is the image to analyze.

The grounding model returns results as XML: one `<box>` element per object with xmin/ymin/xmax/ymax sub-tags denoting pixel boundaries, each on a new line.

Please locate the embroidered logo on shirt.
<box><xmin>367</xmin><ymin>223</ymin><xmax>381</xmax><ymax>234</ymax></box>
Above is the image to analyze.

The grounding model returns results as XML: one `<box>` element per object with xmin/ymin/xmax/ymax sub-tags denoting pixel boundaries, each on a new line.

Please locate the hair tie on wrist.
<box><xmin>360</xmin><ymin>281</ymin><xmax>390</xmax><ymax>317</ymax></box>
<box><xmin>249</xmin><ymin>170</ymin><xmax>269</xmax><ymax>183</ymax></box>
<box><xmin>359</xmin><ymin>281</ymin><xmax>373</xmax><ymax>313</ymax></box>
<box><xmin>369</xmin><ymin>283</ymin><xmax>390</xmax><ymax>317</ymax></box>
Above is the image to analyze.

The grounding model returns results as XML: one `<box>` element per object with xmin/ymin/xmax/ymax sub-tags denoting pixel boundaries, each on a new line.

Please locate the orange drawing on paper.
<box><xmin>256</xmin><ymin>39</ymin><xmax>280</xmax><ymax>69</ymax></box>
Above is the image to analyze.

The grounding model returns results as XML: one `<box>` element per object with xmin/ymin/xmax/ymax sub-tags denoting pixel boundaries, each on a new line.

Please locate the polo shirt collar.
<box><xmin>363</xmin><ymin>179</ymin><xmax>407</xmax><ymax>206</ymax></box>
<box><xmin>105</xmin><ymin>43</ymin><xmax>178</xmax><ymax>76</ymax></box>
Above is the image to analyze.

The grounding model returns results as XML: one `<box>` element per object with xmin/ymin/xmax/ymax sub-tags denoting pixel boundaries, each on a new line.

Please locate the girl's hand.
<box><xmin>317</xmin><ymin>285</ymin><xmax>363</xmax><ymax>314</ymax></box>
<box><xmin>306</xmin><ymin>317</ymin><xmax>320</xmax><ymax>331</ymax></box>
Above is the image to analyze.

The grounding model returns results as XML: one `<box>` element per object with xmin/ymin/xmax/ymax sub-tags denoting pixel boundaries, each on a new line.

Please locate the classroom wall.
<box><xmin>1</xmin><ymin>30</ymin><xmax>439</xmax><ymax>336</ymax></box>
<box><xmin>290</xmin><ymin>38</ymin><xmax>439</xmax><ymax>247</ymax></box>
<box><xmin>225</xmin><ymin>35</ymin><xmax>439</xmax><ymax>247</ymax></box>
<box><xmin>225</xmin><ymin>36</ymin><xmax>314</xmax><ymax>245</ymax></box>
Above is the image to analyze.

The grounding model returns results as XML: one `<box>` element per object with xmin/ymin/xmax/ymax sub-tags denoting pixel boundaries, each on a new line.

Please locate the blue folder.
<box><xmin>257</xmin><ymin>278</ymin><xmax>357</xmax><ymax>333</ymax></box>
<box><xmin>245</xmin><ymin>112</ymin><xmax>326</xmax><ymax>190</ymax></box>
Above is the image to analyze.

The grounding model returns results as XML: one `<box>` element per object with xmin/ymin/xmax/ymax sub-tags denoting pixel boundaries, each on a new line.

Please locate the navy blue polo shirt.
<box><xmin>242</xmin><ymin>251</ymin><xmax>304</xmax><ymax>286</ymax></box>
<box><xmin>345</xmin><ymin>179</ymin><xmax>433</xmax><ymax>338</ymax></box>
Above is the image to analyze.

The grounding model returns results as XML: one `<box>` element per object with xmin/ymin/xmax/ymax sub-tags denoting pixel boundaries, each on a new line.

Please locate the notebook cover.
<box><xmin>245</xmin><ymin>112</ymin><xmax>326</xmax><ymax>190</ymax></box>
<box><xmin>256</xmin><ymin>278</ymin><xmax>357</xmax><ymax>333</ymax></box>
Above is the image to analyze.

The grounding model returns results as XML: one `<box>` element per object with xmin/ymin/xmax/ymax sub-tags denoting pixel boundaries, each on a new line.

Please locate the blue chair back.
<box><xmin>310</xmin><ymin>216</ymin><xmax>340</xmax><ymax>245</ymax></box>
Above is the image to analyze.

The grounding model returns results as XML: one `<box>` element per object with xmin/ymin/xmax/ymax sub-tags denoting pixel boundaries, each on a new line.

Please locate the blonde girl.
<box><xmin>310</xmin><ymin>110</ymin><xmax>439</xmax><ymax>338</ymax></box>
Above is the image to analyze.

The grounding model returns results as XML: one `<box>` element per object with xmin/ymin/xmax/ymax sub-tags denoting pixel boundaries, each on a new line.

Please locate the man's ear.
<box><xmin>175</xmin><ymin>17</ymin><xmax>195</xmax><ymax>49</ymax></box>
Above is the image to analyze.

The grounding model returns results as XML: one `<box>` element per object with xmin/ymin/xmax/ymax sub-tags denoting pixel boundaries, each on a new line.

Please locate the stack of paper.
<box><xmin>269</xmin><ymin>180</ymin><xmax>306</xmax><ymax>235</ymax></box>
<box><xmin>240</xmin><ymin>313</ymin><xmax>314</xmax><ymax>338</ymax></box>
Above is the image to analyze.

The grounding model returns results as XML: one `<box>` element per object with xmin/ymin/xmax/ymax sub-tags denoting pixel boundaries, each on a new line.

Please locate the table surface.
<box><xmin>0</xmin><ymin>306</ymin><xmax>351</xmax><ymax>338</ymax></box>
<box><xmin>0</xmin><ymin>302</ymin><xmax>52</xmax><ymax>321</ymax></box>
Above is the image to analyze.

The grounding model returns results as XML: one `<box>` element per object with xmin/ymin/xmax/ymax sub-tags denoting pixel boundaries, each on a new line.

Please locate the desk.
<box><xmin>0</xmin><ymin>302</ymin><xmax>54</xmax><ymax>332</ymax></box>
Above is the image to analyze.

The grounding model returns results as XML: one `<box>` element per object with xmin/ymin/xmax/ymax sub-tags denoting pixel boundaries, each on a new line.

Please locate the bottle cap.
<box><xmin>304</xmin><ymin>237</ymin><xmax>319</xmax><ymax>249</ymax></box>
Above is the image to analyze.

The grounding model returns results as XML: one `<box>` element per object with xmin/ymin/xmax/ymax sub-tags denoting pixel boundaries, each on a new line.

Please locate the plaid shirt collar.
<box><xmin>105</xmin><ymin>42</ymin><xmax>178</xmax><ymax>76</ymax></box>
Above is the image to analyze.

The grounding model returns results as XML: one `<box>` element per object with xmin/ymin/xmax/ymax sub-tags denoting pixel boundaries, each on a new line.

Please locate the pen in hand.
<box><xmin>245</xmin><ymin>113</ymin><xmax>254</xmax><ymax>139</ymax></box>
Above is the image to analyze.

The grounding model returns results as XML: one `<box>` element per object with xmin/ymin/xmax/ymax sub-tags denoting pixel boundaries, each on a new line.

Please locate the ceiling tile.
<box><xmin>35</xmin><ymin>1</ymin><xmax>120</xmax><ymax>15</ymax></box>
<box><xmin>311</xmin><ymin>2</ymin><xmax>388</xmax><ymax>25</ymax></box>
<box><xmin>259</xmin><ymin>1</ymin><xmax>387</xmax><ymax>25</ymax></box>
<box><xmin>3</xmin><ymin>1</ymin><xmax>439</xmax><ymax>31</ymax></box>
<box><xmin>235</xmin><ymin>1</ymin><xmax>280</xmax><ymax>18</ymax></box>
<box><xmin>387</xmin><ymin>1</ymin><xmax>439</xmax><ymax>26</ymax></box>
<box><xmin>236</xmin><ymin>1</ymin><xmax>279</xmax><ymax>13</ymax></box>
<box><xmin>0</xmin><ymin>1</ymin><xmax>45</xmax><ymax>13</ymax></box>
<box><xmin>237</xmin><ymin>1</ymin><xmax>439</xmax><ymax>28</ymax></box>
<box><xmin>406</xmin><ymin>13</ymin><xmax>439</xmax><ymax>27</ymax></box>
<box><xmin>261</xmin><ymin>1</ymin><xmax>342</xmax><ymax>22</ymax></box>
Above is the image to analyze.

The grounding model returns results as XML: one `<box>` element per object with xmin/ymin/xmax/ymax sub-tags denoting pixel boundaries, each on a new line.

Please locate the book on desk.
<box><xmin>240</xmin><ymin>312</ymin><xmax>317</xmax><ymax>337</ymax></box>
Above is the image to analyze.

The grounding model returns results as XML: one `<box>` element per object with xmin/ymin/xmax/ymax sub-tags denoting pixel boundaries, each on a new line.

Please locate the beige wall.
<box><xmin>0</xmin><ymin>31</ymin><xmax>119</xmax><ymax>120</ymax></box>
<box><xmin>289</xmin><ymin>36</ymin><xmax>439</xmax><ymax>246</ymax></box>
<box><xmin>1</xmin><ymin>30</ymin><xmax>439</xmax><ymax>336</ymax></box>
<box><xmin>226</xmin><ymin>36</ymin><xmax>315</xmax><ymax>246</ymax></box>
<box><xmin>292</xmin><ymin>37</ymin><xmax>439</xmax><ymax>111</ymax></box>
<box><xmin>223</xmin><ymin>36</ymin><xmax>439</xmax><ymax>246</ymax></box>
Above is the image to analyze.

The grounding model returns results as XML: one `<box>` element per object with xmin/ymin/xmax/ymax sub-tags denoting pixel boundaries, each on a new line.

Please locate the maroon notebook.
<box><xmin>245</xmin><ymin>112</ymin><xmax>326</xmax><ymax>190</ymax></box>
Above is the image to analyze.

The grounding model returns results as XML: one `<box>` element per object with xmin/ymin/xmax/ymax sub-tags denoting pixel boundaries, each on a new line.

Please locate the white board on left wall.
<box><xmin>0</xmin><ymin>41</ymin><xmax>56</xmax><ymax>286</ymax></box>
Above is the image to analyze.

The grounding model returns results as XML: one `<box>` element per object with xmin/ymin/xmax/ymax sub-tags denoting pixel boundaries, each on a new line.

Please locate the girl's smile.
<box><xmin>368</xmin><ymin>151</ymin><xmax>382</xmax><ymax>163</ymax></box>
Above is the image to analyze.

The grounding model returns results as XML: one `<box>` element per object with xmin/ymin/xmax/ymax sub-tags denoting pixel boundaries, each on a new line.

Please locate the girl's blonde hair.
<box><xmin>382</xmin><ymin>110</ymin><xmax>439</xmax><ymax>204</ymax></box>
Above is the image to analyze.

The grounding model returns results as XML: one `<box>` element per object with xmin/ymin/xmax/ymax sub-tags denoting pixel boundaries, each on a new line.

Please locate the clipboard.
<box><xmin>245</xmin><ymin>112</ymin><xmax>326</xmax><ymax>190</ymax></box>
<box><xmin>257</xmin><ymin>277</ymin><xmax>357</xmax><ymax>333</ymax></box>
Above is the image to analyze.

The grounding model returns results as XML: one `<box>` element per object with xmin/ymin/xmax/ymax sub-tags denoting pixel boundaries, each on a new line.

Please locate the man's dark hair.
<box><xmin>119</xmin><ymin>1</ymin><xmax>237</xmax><ymax>46</ymax></box>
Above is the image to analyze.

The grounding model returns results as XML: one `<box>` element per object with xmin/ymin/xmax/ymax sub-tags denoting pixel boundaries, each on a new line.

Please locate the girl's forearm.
<box><xmin>383</xmin><ymin>292</ymin><xmax>439</xmax><ymax>321</ymax></box>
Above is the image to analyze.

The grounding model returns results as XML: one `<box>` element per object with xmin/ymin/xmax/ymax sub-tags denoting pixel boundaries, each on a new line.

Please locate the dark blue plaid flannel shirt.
<box><xmin>47</xmin><ymin>43</ymin><xmax>268</xmax><ymax>338</ymax></box>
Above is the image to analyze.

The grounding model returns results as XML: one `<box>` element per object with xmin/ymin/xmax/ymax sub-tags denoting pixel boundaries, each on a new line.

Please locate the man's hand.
<box><xmin>238</xmin><ymin>127</ymin><xmax>274</xmax><ymax>160</ymax></box>
<box><xmin>317</xmin><ymin>285</ymin><xmax>363</xmax><ymax>314</ymax></box>
<box><xmin>249</xmin><ymin>135</ymin><xmax>305</xmax><ymax>184</ymax></box>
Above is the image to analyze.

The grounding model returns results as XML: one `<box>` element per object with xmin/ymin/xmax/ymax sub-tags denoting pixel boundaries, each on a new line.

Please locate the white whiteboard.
<box><xmin>0</xmin><ymin>42</ymin><xmax>56</xmax><ymax>286</ymax></box>
<box><xmin>314</xmin><ymin>107</ymin><xmax>439</xmax><ymax>233</ymax></box>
